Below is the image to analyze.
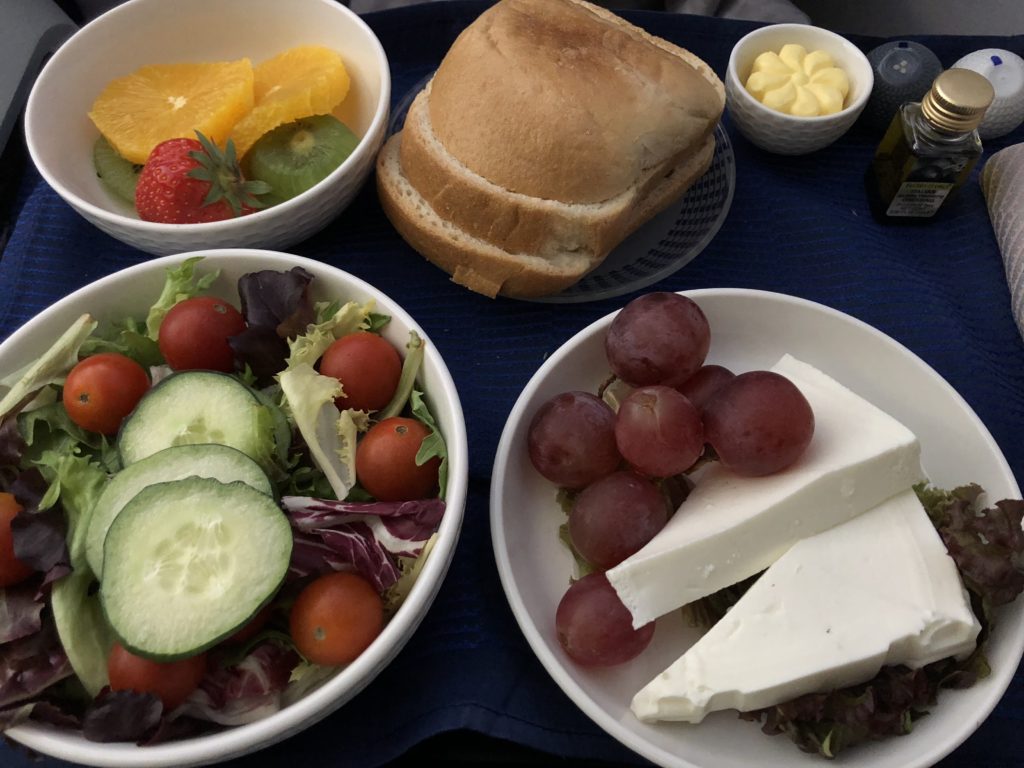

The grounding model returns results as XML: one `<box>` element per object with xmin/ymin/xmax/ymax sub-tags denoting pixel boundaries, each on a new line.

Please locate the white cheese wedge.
<box><xmin>631</xmin><ymin>489</ymin><xmax>980</xmax><ymax>723</ymax></box>
<box><xmin>606</xmin><ymin>354</ymin><xmax>926</xmax><ymax>627</ymax></box>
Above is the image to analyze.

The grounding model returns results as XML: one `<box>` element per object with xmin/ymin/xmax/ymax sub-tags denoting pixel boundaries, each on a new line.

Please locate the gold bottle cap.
<box><xmin>921</xmin><ymin>68</ymin><xmax>995</xmax><ymax>132</ymax></box>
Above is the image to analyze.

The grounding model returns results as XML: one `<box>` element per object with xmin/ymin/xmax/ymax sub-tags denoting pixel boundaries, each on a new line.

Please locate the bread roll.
<box><xmin>376</xmin><ymin>0</ymin><xmax>725</xmax><ymax>298</ymax></box>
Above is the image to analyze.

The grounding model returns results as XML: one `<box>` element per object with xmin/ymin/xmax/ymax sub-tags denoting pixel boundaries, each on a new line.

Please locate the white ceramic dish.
<box><xmin>726</xmin><ymin>24</ymin><xmax>873</xmax><ymax>155</ymax></box>
<box><xmin>24</xmin><ymin>0</ymin><xmax>390</xmax><ymax>255</ymax></box>
<box><xmin>2</xmin><ymin>249</ymin><xmax>469</xmax><ymax>767</ymax></box>
<box><xmin>491</xmin><ymin>288</ymin><xmax>1023</xmax><ymax>768</ymax></box>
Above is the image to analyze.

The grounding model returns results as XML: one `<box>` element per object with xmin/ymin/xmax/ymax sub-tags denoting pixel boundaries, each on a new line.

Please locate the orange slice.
<box><xmin>230</xmin><ymin>45</ymin><xmax>350</xmax><ymax>158</ymax></box>
<box><xmin>89</xmin><ymin>59</ymin><xmax>255</xmax><ymax>164</ymax></box>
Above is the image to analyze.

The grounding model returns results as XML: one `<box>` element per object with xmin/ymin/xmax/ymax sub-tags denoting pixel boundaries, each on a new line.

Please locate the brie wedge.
<box><xmin>607</xmin><ymin>354</ymin><xmax>925</xmax><ymax>627</ymax></box>
<box><xmin>631</xmin><ymin>489</ymin><xmax>980</xmax><ymax>723</ymax></box>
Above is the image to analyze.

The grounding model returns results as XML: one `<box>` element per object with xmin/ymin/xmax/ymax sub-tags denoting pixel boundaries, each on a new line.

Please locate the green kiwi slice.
<box><xmin>245</xmin><ymin>115</ymin><xmax>359</xmax><ymax>205</ymax></box>
<box><xmin>93</xmin><ymin>136</ymin><xmax>143</xmax><ymax>205</ymax></box>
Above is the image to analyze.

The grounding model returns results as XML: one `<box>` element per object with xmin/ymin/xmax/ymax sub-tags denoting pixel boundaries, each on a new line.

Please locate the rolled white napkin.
<box><xmin>981</xmin><ymin>143</ymin><xmax>1024</xmax><ymax>339</ymax></box>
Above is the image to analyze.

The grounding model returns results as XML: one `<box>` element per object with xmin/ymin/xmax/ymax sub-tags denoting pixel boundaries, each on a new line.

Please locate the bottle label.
<box><xmin>885</xmin><ymin>155</ymin><xmax>970</xmax><ymax>217</ymax></box>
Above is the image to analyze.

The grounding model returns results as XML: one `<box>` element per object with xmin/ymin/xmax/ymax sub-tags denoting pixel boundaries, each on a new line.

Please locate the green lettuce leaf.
<box><xmin>33</xmin><ymin>449</ymin><xmax>106</xmax><ymax>561</ymax></box>
<box><xmin>383</xmin><ymin>533</ymin><xmax>438</xmax><ymax>613</ymax></box>
<box><xmin>51</xmin><ymin>568</ymin><xmax>113</xmax><ymax>697</ymax></box>
<box><xmin>18</xmin><ymin>403</ymin><xmax>121</xmax><ymax>474</ymax></box>
<box><xmin>34</xmin><ymin>448</ymin><xmax>114</xmax><ymax>697</ymax></box>
<box><xmin>278</xmin><ymin>363</ymin><xmax>357</xmax><ymax>500</ymax></box>
<box><xmin>284</xmin><ymin>300</ymin><xmax>375</xmax><ymax>370</ymax></box>
<box><xmin>378</xmin><ymin>331</ymin><xmax>424</xmax><ymax>420</ymax></box>
<box><xmin>410</xmin><ymin>389</ymin><xmax>447</xmax><ymax>500</ymax></box>
<box><xmin>0</xmin><ymin>314</ymin><xmax>97</xmax><ymax>422</ymax></box>
<box><xmin>80</xmin><ymin>315</ymin><xmax>162</xmax><ymax>369</ymax></box>
<box><xmin>145</xmin><ymin>256</ymin><xmax>219</xmax><ymax>339</ymax></box>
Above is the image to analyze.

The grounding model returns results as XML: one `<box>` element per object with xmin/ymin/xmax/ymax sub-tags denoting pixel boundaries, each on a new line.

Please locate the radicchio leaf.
<box><xmin>0</xmin><ymin>618</ymin><xmax>72</xmax><ymax>709</ymax></box>
<box><xmin>283</xmin><ymin>497</ymin><xmax>445</xmax><ymax>592</ymax></box>
<box><xmin>0</xmin><ymin>584</ymin><xmax>45</xmax><ymax>644</ymax></box>
<box><xmin>284</xmin><ymin>497</ymin><xmax>445</xmax><ymax>556</ymax></box>
<box><xmin>919</xmin><ymin>484</ymin><xmax>1024</xmax><ymax>614</ymax></box>
<box><xmin>238</xmin><ymin>267</ymin><xmax>316</xmax><ymax>337</ymax></box>
<box><xmin>290</xmin><ymin>528</ymin><xmax>401</xmax><ymax>593</ymax></box>
<box><xmin>11</xmin><ymin>506</ymin><xmax>68</xmax><ymax>577</ymax></box>
<box><xmin>227</xmin><ymin>326</ymin><xmax>289</xmax><ymax>381</ymax></box>
<box><xmin>82</xmin><ymin>689</ymin><xmax>162</xmax><ymax>743</ymax></box>
<box><xmin>176</xmin><ymin>642</ymin><xmax>300</xmax><ymax>726</ymax></box>
<box><xmin>7</xmin><ymin>468</ymin><xmax>49</xmax><ymax>510</ymax></box>
<box><xmin>0</xmin><ymin>699</ymin><xmax>81</xmax><ymax>732</ymax></box>
<box><xmin>139</xmin><ymin>714</ymin><xmax>211</xmax><ymax>746</ymax></box>
<box><xmin>0</xmin><ymin>417</ymin><xmax>26</xmax><ymax>471</ymax></box>
<box><xmin>226</xmin><ymin>267</ymin><xmax>315</xmax><ymax>380</ymax></box>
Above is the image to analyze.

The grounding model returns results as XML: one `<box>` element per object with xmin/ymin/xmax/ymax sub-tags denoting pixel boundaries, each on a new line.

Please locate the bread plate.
<box><xmin>490</xmin><ymin>288</ymin><xmax>1023</xmax><ymax>768</ymax></box>
<box><xmin>387</xmin><ymin>76</ymin><xmax>735</xmax><ymax>304</ymax></box>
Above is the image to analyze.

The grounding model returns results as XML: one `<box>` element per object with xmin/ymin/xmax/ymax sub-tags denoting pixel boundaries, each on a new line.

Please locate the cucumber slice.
<box><xmin>118</xmin><ymin>371</ymin><xmax>281</xmax><ymax>471</ymax></box>
<box><xmin>101</xmin><ymin>476</ymin><xmax>292</xmax><ymax>660</ymax></box>
<box><xmin>86</xmin><ymin>443</ymin><xmax>274</xmax><ymax>580</ymax></box>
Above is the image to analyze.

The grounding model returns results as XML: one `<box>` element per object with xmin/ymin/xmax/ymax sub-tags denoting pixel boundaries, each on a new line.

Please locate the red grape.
<box><xmin>528</xmin><ymin>391</ymin><xmax>621</xmax><ymax>489</ymax></box>
<box><xmin>555</xmin><ymin>572</ymin><xmax>654</xmax><ymax>666</ymax></box>
<box><xmin>604</xmin><ymin>293</ymin><xmax>710</xmax><ymax>388</ymax></box>
<box><xmin>615</xmin><ymin>386</ymin><xmax>704</xmax><ymax>478</ymax></box>
<box><xmin>677</xmin><ymin>364</ymin><xmax>735</xmax><ymax>412</ymax></box>
<box><xmin>703</xmin><ymin>371</ymin><xmax>814</xmax><ymax>477</ymax></box>
<box><xmin>569</xmin><ymin>471</ymin><xmax>669</xmax><ymax>569</ymax></box>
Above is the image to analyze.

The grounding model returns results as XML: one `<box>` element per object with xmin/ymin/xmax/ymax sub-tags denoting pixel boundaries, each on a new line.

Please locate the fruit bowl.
<box><xmin>23</xmin><ymin>0</ymin><xmax>390</xmax><ymax>255</ymax></box>
<box><xmin>0</xmin><ymin>249</ymin><xmax>468</xmax><ymax>767</ymax></box>
<box><xmin>491</xmin><ymin>289</ymin><xmax>1023</xmax><ymax>768</ymax></box>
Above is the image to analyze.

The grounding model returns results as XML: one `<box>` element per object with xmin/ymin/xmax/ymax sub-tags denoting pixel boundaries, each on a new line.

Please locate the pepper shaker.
<box><xmin>863</xmin><ymin>41</ymin><xmax>943</xmax><ymax>133</ymax></box>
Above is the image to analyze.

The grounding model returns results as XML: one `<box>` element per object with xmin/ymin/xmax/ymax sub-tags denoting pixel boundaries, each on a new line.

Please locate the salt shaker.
<box><xmin>952</xmin><ymin>49</ymin><xmax>1024</xmax><ymax>139</ymax></box>
<box><xmin>863</xmin><ymin>41</ymin><xmax>943</xmax><ymax>133</ymax></box>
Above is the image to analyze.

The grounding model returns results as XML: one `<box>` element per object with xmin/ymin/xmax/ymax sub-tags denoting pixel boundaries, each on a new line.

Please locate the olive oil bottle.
<box><xmin>868</xmin><ymin>68</ymin><xmax>994</xmax><ymax>220</ymax></box>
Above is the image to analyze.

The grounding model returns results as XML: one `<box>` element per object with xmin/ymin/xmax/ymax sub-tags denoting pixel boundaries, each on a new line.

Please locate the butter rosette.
<box><xmin>745</xmin><ymin>44</ymin><xmax>850</xmax><ymax>116</ymax></box>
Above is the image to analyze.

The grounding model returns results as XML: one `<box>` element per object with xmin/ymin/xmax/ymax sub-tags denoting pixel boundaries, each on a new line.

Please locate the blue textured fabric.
<box><xmin>2</xmin><ymin>3</ymin><xmax>1024</xmax><ymax>766</ymax></box>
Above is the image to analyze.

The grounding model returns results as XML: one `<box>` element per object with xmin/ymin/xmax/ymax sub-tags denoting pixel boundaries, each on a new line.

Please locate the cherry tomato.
<box><xmin>319</xmin><ymin>332</ymin><xmax>402</xmax><ymax>412</ymax></box>
<box><xmin>0</xmin><ymin>493</ymin><xmax>33</xmax><ymax>587</ymax></box>
<box><xmin>62</xmin><ymin>353</ymin><xmax>149</xmax><ymax>435</ymax></box>
<box><xmin>356</xmin><ymin>417</ymin><xmax>440</xmax><ymax>501</ymax></box>
<box><xmin>289</xmin><ymin>571</ymin><xmax>383</xmax><ymax>666</ymax></box>
<box><xmin>107</xmin><ymin>643</ymin><xmax>207</xmax><ymax>711</ymax></box>
<box><xmin>158</xmin><ymin>296</ymin><xmax>246</xmax><ymax>372</ymax></box>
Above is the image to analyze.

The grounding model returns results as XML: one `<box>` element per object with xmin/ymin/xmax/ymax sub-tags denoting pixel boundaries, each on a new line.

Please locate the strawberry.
<box><xmin>135</xmin><ymin>132</ymin><xmax>270</xmax><ymax>224</ymax></box>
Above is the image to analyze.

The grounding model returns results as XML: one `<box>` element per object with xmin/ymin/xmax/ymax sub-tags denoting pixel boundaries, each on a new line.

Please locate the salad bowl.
<box><xmin>491</xmin><ymin>288</ymin><xmax>1023</xmax><ymax>768</ymax></box>
<box><xmin>0</xmin><ymin>249</ymin><xmax>468</xmax><ymax>766</ymax></box>
<box><xmin>24</xmin><ymin>0</ymin><xmax>390</xmax><ymax>255</ymax></box>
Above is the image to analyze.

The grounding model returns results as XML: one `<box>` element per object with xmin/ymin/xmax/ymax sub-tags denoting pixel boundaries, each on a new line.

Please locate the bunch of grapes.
<box><xmin>527</xmin><ymin>292</ymin><xmax>815</xmax><ymax>667</ymax></box>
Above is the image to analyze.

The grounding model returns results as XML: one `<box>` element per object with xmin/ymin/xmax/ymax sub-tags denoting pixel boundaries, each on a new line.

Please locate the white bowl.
<box><xmin>2</xmin><ymin>249</ymin><xmax>468</xmax><ymax>767</ymax></box>
<box><xmin>726</xmin><ymin>24</ymin><xmax>873</xmax><ymax>155</ymax></box>
<box><xmin>24</xmin><ymin>0</ymin><xmax>390</xmax><ymax>255</ymax></box>
<box><xmin>491</xmin><ymin>289</ymin><xmax>1023</xmax><ymax>768</ymax></box>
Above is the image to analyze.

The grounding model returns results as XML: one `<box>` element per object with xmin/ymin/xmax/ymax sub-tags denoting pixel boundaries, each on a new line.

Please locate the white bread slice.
<box><xmin>376</xmin><ymin>0</ymin><xmax>725</xmax><ymax>298</ymax></box>
<box><xmin>399</xmin><ymin>82</ymin><xmax>717</xmax><ymax>261</ymax></box>
<box><xmin>376</xmin><ymin>129</ymin><xmax>716</xmax><ymax>299</ymax></box>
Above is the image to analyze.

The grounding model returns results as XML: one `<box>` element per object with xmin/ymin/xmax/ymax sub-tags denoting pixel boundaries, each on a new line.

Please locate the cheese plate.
<box><xmin>490</xmin><ymin>288</ymin><xmax>1023</xmax><ymax>768</ymax></box>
